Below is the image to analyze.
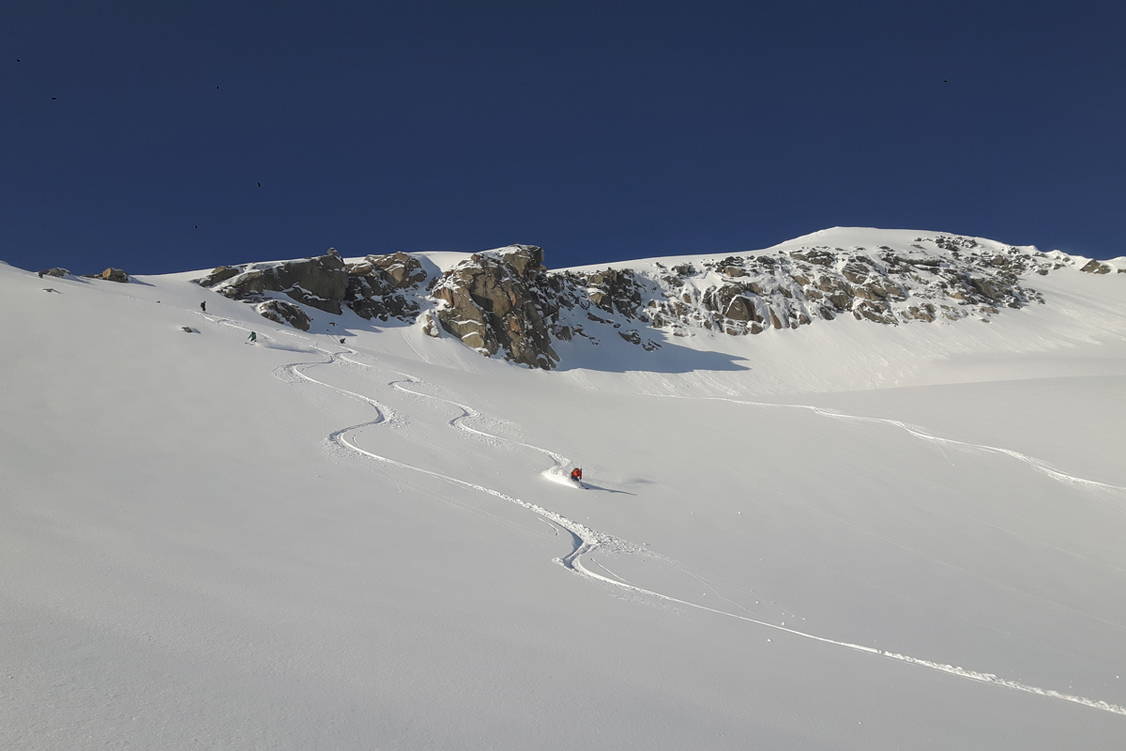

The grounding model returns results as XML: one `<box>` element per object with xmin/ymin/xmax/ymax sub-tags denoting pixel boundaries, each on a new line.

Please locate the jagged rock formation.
<box><xmin>1081</xmin><ymin>259</ymin><xmax>1117</xmax><ymax>274</ymax></box>
<box><xmin>194</xmin><ymin>249</ymin><xmax>430</xmax><ymax>324</ymax></box>
<box><xmin>345</xmin><ymin>252</ymin><xmax>427</xmax><ymax>321</ymax></box>
<box><xmin>87</xmin><ymin>268</ymin><xmax>129</xmax><ymax>283</ymax></box>
<box><xmin>633</xmin><ymin>235</ymin><xmax>1050</xmax><ymax>338</ymax></box>
<box><xmin>192</xmin><ymin>231</ymin><xmax>1121</xmax><ymax>370</ymax></box>
<box><xmin>196</xmin><ymin>266</ymin><xmax>242</xmax><ymax>287</ymax></box>
<box><xmin>256</xmin><ymin>299</ymin><xmax>311</xmax><ymax>331</ymax></box>
<box><xmin>431</xmin><ymin>245</ymin><xmax>559</xmax><ymax>368</ymax></box>
<box><xmin>42</xmin><ymin>268</ymin><xmax>70</xmax><ymax>278</ymax></box>
<box><xmin>199</xmin><ymin>251</ymin><xmax>348</xmax><ymax>313</ymax></box>
<box><xmin>424</xmin><ymin>234</ymin><xmax>1065</xmax><ymax>367</ymax></box>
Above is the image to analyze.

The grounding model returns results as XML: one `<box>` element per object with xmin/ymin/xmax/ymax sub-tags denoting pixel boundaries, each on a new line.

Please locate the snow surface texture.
<box><xmin>2</xmin><ymin>228</ymin><xmax>1126</xmax><ymax>749</ymax></box>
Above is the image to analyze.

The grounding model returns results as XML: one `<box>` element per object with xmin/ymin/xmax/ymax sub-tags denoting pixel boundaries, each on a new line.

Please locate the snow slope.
<box><xmin>3</xmin><ymin>228</ymin><xmax>1126</xmax><ymax>749</ymax></box>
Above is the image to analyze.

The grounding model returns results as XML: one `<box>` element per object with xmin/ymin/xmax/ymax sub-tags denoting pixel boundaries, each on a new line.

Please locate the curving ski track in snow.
<box><xmin>289</xmin><ymin>354</ymin><xmax>627</xmax><ymax>576</ymax></box>
<box><xmin>647</xmin><ymin>393</ymin><xmax>1126</xmax><ymax>494</ymax></box>
<box><xmin>383</xmin><ymin>370</ymin><xmax>573</xmax><ymax>485</ymax></box>
<box><xmin>203</xmin><ymin>314</ymin><xmax>1126</xmax><ymax>718</ymax></box>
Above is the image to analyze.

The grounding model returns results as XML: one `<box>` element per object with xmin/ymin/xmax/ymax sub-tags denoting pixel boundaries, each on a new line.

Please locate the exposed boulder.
<box><xmin>87</xmin><ymin>267</ymin><xmax>129</xmax><ymax>283</ymax></box>
<box><xmin>196</xmin><ymin>266</ymin><xmax>242</xmax><ymax>287</ymax></box>
<box><xmin>967</xmin><ymin>276</ymin><xmax>1004</xmax><ymax>300</ymax></box>
<box><xmin>723</xmin><ymin>295</ymin><xmax>759</xmax><ymax>322</ymax></box>
<box><xmin>1081</xmin><ymin>259</ymin><xmax>1112</xmax><ymax>274</ymax></box>
<box><xmin>789</xmin><ymin>249</ymin><xmax>835</xmax><ymax>266</ymax></box>
<box><xmin>903</xmin><ymin>304</ymin><xmax>937</xmax><ymax>322</ymax></box>
<box><xmin>43</xmin><ymin>267</ymin><xmax>70</xmax><ymax>277</ymax></box>
<box><xmin>721</xmin><ymin>265</ymin><xmax>747</xmax><ymax>277</ymax></box>
<box><xmin>851</xmin><ymin>284</ymin><xmax>883</xmax><ymax>301</ymax></box>
<box><xmin>587</xmin><ymin>289</ymin><xmax>609</xmax><ymax>310</ymax></box>
<box><xmin>256</xmin><ymin>299</ymin><xmax>311</xmax><ymax>331</ymax></box>
<box><xmin>853</xmin><ymin>301</ymin><xmax>897</xmax><ymax>324</ymax></box>
<box><xmin>827</xmin><ymin>289</ymin><xmax>854</xmax><ymax>309</ymax></box>
<box><xmin>841</xmin><ymin>262</ymin><xmax>869</xmax><ymax>284</ymax></box>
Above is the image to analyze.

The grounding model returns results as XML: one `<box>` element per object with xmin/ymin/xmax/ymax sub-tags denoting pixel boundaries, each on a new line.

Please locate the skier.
<box><xmin>200</xmin><ymin>301</ymin><xmax>206</xmax><ymax>313</ymax></box>
<box><xmin>247</xmin><ymin>331</ymin><xmax>257</xmax><ymax>343</ymax></box>
<box><xmin>339</xmin><ymin>338</ymin><xmax>345</xmax><ymax>344</ymax></box>
<box><xmin>570</xmin><ymin>467</ymin><xmax>583</xmax><ymax>483</ymax></box>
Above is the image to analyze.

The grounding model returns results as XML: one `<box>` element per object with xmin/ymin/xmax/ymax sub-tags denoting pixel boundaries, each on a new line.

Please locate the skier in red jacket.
<box><xmin>570</xmin><ymin>467</ymin><xmax>583</xmax><ymax>482</ymax></box>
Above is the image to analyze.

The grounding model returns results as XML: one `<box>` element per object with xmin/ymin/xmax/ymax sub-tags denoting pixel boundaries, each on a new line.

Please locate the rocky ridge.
<box><xmin>196</xmin><ymin>249</ymin><xmax>429</xmax><ymax>324</ymax></box>
<box><xmin>192</xmin><ymin>232</ymin><xmax>1123</xmax><ymax>370</ymax></box>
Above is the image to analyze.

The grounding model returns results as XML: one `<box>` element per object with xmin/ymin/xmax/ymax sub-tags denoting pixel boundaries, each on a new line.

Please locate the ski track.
<box><xmin>201</xmin><ymin>313</ymin><xmax>1126</xmax><ymax>718</ymax></box>
<box><xmin>646</xmin><ymin>393</ymin><xmax>1126</xmax><ymax>494</ymax></box>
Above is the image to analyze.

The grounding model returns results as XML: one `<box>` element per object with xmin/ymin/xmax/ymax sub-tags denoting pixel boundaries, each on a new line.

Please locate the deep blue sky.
<box><xmin>3</xmin><ymin>0</ymin><xmax>1124</xmax><ymax>273</ymax></box>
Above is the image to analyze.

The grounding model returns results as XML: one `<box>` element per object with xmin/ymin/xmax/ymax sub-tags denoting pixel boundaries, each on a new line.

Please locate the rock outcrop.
<box><xmin>637</xmin><ymin>237</ymin><xmax>1048</xmax><ymax>338</ymax></box>
<box><xmin>201</xmin><ymin>251</ymin><xmax>348</xmax><ymax>313</ymax></box>
<box><xmin>188</xmin><ymin>232</ymin><xmax>1118</xmax><ymax>370</ymax></box>
<box><xmin>345</xmin><ymin>252</ymin><xmax>428</xmax><ymax>321</ymax></box>
<box><xmin>194</xmin><ymin>249</ymin><xmax>431</xmax><ymax>328</ymax></box>
<box><xmin>87</xmin><ymin>268</ymin><xmax>129</xmax><ymax>283</ymax></box>
<box><xmin>411</xmin><ymin>234</ymin><xmax>1071</xmax><ymax>367</ymax></box>
<box><xmin>1081</xmin><ymin>259</ymin><xmax>1112</xmax><ymax>274</ymax></box>
<box><xmin>196</xmin><ymin>266</ymin><xmax>242</xmax><ymax>287</ymax></box>
<box><xmin>431</xmin><ymin>245</ymin><xmax>559</xmax><ymax>368</ymax></box>
<box><xmin>256</xmin><ymin>299</ymin><xmax>311</xmax><ymax>331</ymax></box>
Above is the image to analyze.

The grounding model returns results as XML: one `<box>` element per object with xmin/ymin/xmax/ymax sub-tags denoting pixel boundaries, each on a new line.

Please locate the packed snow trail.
<box><xmin>202</xmin><ymin>314</ymin><xmax>1126</xmax><ymax>718</ymax></box>
<box><xmin>646</xmin><ymin>393</ymin><xmax>1126</xmax><ymax>494</ymax></box>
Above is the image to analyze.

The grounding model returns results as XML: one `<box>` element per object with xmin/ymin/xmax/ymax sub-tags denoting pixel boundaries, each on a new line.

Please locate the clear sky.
<box><xmin>3</xmin><ymin>0</ymin><xmax>1124</xmax><ymax>273</ymax></box>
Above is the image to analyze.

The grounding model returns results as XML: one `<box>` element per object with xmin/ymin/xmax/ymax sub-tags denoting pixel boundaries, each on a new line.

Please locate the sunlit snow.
<box><xmin>3</xmin><ymin>228</ymin><xmax>1125</xmax><ymax>749</ymax></box>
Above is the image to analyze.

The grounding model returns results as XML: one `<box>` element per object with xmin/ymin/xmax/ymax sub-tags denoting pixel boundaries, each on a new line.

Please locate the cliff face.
<box><xmin>193</xmin><ymin>231</ymin><xmax>1121</xmax><ymax>369</ymax></box>
<box><xmin>430</xmin><ymin>245</ymin><xmax>560</xmax><ymax>369</ymax></box>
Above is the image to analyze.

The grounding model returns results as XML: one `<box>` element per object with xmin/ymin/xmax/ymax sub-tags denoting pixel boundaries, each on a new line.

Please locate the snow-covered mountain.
<box><xmin>4</xmin><ymin>227</ymin><xmax>1126</xmax><ymax>749</ymax></box>
<box><xmin>189</xmin><ymin>226</ymin><xmax>1124</xmax><ymax>374</ymax></box>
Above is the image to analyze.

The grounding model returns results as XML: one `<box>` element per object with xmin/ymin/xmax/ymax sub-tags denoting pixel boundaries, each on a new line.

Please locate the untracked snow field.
<box><xmin>2</xmin><ymin>241</ymin><xmax>1125</xmax><ymax>749</ymax></box>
